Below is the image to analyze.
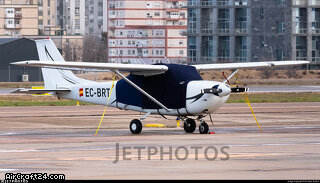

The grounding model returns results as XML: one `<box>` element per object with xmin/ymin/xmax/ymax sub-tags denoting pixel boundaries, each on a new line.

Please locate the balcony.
<box><xmin>218</xmin><ymin>56</ymin><xmax>231</xmax><ymax>62</ymax></box>
<box><xmin>234</xmin><ymin>56</ymin><xmax>247</xmax><ymax>62</ymax></box>
<box><xmin>218</xmin><ymin>21</ymin><xmax>230</xmax><ymax>34</ymax></box>
<box><xmin>201</xmin><ymin>22</ymin><xmax>214</xmax><ymax>34</ymax></box>
<box><xmin>312</xmin><ymin>57</ymin><xmax>320</xmax><ymax>62</ymax></box>
<box><xmin>217</xmin><ymin>0</ymin><xmax>230</xmax><ymax>6</ymax></box>
<box><xmin>166</xmin><ymin>0</ymin><xmax>182</xmax><ymax>8</ymax></box>
<box><xmin>310</xmin><ymin>0</ymin><xmax>320</xmax><ymax>5</ymax></box>
<box><xmin>187</xmin><ymin>1</ymin><xmax>197</xmax><ymax>6</ymax></box>
<box><xmin>296</xmin><ymin>57</ymin><xmax>308</xmax><ymax>61</ymax></box>
<box><xmin>182</xmin><ymin>29</ymin><xmax>196</xmax><ymax>35</ymax></box>
<box><xmin>201</xmin><ymin>0</ymin><xmax>214</xmax><ymax>6</ymax></box>
<box><xmin>187</xmin><ymin>57</ymin><xmax>197</xmax><ymax>63</ymax></box>
<box><xmin>296</xmin><ymin>49</ymin><xmax>307</xmax><ymax>61</ymax></box>
<box><xmin>15</xmin><ymin>13</ymin><xmax>22</xmax><ymax>19</ymax></box>
<box><xmin>311</xmin><ymin>22</ymin><xmax>320</xmax><ymax>34</ymax></box>
<box><xmin>4</xmin><ymin>24</ymin><xmax>21</xmax><ymax>29</ymax></box>
<box><xmin>108</xmin><ymin>4</ymin><xmax>115</xmax><ymax>9</ymax></box>
<box><xmin>235</xmin><ymin>0</ymin><xmax>248</xmax><ymax>6</ymax></box>
<box><xmin>293</xmin><ymin>0</ymin><xmax>308</xmax><ymax>6</ymax></box>
<box><xmin>201</xmin><ymin>57</ymin><xmax>215</xmax><ymax>63</ymax></box>
<box><xmin>294</xmin><ymin>21</ymin><xmax>308</xmax><ymax>34</ymax></box>
<box><xmin>235</xmin><ymin>21</ymin><xmax>247</xmax><ymax>34</ymax></box>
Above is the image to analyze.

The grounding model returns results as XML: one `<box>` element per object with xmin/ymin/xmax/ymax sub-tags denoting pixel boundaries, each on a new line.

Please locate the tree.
<box><xmin>82</xmin><ymin>35</ymin><xmax>108</xmax><ymax>63</ymax></box>
<box><xmin>63</xmin><ymin>41</ymin><xmax>83</xmax><ymax>62</ymax></box>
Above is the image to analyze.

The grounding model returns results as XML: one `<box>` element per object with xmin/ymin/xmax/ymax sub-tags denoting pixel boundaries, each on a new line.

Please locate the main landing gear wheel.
<box><xmin>199</xmin><ymin>122</ymin><xmax>209</xmax><ymax>134</ymax></box>
<box><xmin>130</xmin><ymin>119</ymin><xmax>143</xmax><ymax>134</ymax></box>
<box><xmin>184</xmin><ymin>118</ymin><xmax>196</xmax><ymax>133</ymax></box>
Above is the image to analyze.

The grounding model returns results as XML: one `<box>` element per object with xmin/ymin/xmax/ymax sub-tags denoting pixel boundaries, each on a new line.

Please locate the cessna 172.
<box><xmin>12</xmin><ymin>39</ymin><xmax>309</xmax><ymax>134</ymax></box>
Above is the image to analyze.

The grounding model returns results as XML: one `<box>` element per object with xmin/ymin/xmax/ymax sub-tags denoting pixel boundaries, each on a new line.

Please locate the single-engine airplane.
<box><xmin>11</xmin><ymin>39</ymin><xmax>309</xmax><ymax>134</ymax></box>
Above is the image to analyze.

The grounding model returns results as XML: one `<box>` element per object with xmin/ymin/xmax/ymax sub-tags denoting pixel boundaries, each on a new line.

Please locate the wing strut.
<box><xmin>115</xmin><ymin>70</ymin><xmax>171</xmax><ymax>112</ymax></box>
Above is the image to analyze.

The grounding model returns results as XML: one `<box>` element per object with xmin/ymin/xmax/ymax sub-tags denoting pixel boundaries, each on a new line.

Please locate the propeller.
<box><xmin>201</xmin><ymin>84</ymin><xmax>248</xmax><ymax>97</ymax></box>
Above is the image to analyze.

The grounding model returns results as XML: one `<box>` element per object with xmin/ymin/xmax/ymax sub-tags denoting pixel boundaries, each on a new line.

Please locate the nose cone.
<box><xmin>218</xmin><ymin>83</ymin><xmax>231</xmax><ymax>97</ymax></box>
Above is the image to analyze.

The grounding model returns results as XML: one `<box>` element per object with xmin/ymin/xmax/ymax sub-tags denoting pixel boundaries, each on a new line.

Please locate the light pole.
<box><xmin>264</xmin><ymin>44</ymin><xmax>274</xmax><ymax>61</ymax></box>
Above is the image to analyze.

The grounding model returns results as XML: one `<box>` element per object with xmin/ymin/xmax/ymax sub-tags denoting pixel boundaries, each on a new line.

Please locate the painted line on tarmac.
<box><xmin>0</xmin><ymin>169</ymin><xmax>18</xmax><ymax>172</ymax></box>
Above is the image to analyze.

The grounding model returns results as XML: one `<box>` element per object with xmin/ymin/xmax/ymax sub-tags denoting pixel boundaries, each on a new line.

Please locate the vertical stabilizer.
<box><xmin>35</xmin><ymin>38</ymin><xmax>91</xmax><ymax>88</ymax></box>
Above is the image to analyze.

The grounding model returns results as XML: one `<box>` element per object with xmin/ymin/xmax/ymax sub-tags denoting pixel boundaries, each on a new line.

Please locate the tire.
<box><xmin>130</xmin><ymin>119</ymin><xmax>143</xmax><ymax>134</ymax></box>
<box><xmin>199</xmin><ymin>122</ymin><xmax>209</xmax><ymax>134</ymax></box>
<box><xmin>184</xmin><ymin>118</ymin><xmax>196</xmax><ymax>133</ymax></box>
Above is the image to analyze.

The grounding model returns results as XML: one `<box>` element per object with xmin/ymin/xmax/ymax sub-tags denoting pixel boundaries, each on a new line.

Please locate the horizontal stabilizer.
<box><xmin>11</xmin><ymin>88</ymin><xmax>71</xmax><ymax>95</ymax></box>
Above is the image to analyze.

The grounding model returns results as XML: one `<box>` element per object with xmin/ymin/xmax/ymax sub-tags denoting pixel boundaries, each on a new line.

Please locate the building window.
<box><xmin>277</xmin><ymin>21</ymin><xmax>285</xmax><ymax>34</ymax></box>
<box><xmin>235</xmin><ymin>36</ymin><xmax>247</xmax><ymax>62</ymax></box>
<box><xmin>296</xmin><ymin>36</ymin><xmax>307</xmax><ymax>60</ymax></box>
<box><xmin>218</xmin><ymin>9</ymin><xmax>230</xmax><ymax>34</ymax></box>
<box><xmin>277</xmin><ymin>0</ymin><xmax>285</xmax><ymax>5</ymax></box>
<box><xmin>218</xmin><ymin>36</ymin><xmax>230</xmax><ymax>61</ymax></box>
<box><xmin>260</xmin><ymin>36</ymin><xmax>265</xmax><ymax>48</ymax></box>
<box><xmin>276</xmin><ymin>49</ymin><xmax>285</xmax><ymax>61</ymax></box>
<box><xmin>188</xmin><ymin>36</ymin><xmax>197</xmax><ymax>62</ymax></box>
<box><xmin>312</xmin><ymin>36</ymin><xmax>320</xmax><ymax>62</ymax></box>
<box><xmin>260</xmin><ymin>8</ymin><xmax>264</xmax><ymax>19</ymax></box>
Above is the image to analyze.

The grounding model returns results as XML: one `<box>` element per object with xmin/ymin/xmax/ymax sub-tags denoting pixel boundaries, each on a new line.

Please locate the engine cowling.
<box><xmin>186</xmin><ymin>80</ymin><xmax>230</xmax><ymax>115</ymax></box>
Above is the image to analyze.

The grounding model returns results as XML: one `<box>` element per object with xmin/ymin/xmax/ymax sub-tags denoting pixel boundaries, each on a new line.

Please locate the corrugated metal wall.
<box><xmin>0</xmin><ymin>38</ymin><xmax>43</xmax><ymax>82</ymax></box>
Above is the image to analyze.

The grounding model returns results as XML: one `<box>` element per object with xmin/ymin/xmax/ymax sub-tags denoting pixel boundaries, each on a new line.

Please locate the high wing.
<box><xmin>192</xmin><ymin>61</ymin><xmax>310</xmax><ymax>71</ymax></box>
<box><xmin>12</xmin><ymin>60</ymin><xmax>310</xmax><ymax>74</ymax></box>
<box><xmin>12</xmin><ymin>60</ymin><xmax>168</xmax><ymax>76</ymax></box>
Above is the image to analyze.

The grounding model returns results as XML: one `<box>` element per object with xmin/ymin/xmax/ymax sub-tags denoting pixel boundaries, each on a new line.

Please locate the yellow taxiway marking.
<box><xmin>144</xmin><ymin>124</ymin><xmax>167</xmax><ymax>128</ymax></box>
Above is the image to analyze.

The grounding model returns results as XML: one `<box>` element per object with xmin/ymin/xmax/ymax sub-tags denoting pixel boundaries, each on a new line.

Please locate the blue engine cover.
<box><xmin>116</xmin><ymin>64</ymin><xmax>203</xmax><ymax>109</ymax></box>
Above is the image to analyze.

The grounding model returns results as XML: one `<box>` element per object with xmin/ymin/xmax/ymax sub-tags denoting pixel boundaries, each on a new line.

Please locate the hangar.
<box><xmin>0</xmin><ymin>38</ymin><xmax>42</xmax><ymax>82</ymax></box>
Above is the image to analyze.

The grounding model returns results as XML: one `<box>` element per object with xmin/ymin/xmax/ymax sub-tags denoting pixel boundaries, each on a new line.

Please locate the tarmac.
<box><xmin>0</xmin><ymin>102</ymin><xmax>319</xmax><ymax>180</ymax></box>
<box><xmin>0</xmin><ymin>86</ymin><xmax>320</xmax><ymax>95</ymax></box>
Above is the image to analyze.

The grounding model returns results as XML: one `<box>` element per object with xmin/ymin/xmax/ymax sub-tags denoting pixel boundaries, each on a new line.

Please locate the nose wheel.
<box><xmin>199</xmin><ymin>122</ymin><xmax>209</xmax><ymax>134</ymax></box>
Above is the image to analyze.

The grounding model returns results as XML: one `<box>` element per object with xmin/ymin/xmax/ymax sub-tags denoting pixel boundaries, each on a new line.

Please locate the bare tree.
<box><xmin>63</xmin><ymin>41</ymin><xmax>83</xmax><ymax>62</ymax></box>
<box><xmin>286</xmin><ymin>67</ymin><xmax>298</xmax><ymax>78</ymax></box>
<box><xmin>82</xmin><ymin>34</ymin><xmax>108</xmax><ymax>63</ymax></box>
<box><xmin>261</xmin><ymin>68</ymin><xmax>275</xmax><ymax>79</ymax></box>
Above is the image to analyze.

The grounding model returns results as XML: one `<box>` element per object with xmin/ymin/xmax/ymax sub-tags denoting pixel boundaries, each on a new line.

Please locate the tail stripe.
<box><xmin>44</xmin><ymin>45</ymin><xmax>80</xmax><ymax>85</ymax></box>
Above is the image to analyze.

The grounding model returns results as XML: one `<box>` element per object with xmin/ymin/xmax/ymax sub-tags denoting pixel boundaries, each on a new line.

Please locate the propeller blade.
<box><xmin>201</xmin><ymin>88</ymin><xmax>222</xmax><ymax>95</ymax></box>
<box><xmin>231</xmin><ymin>87</ymin><xmax>249</xmax><ymax>93</ymax></box>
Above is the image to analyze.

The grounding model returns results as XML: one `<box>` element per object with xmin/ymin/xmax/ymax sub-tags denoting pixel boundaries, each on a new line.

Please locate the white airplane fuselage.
<box><xmin>58</xmin><ymin>80</ymin><xmax>230</xmax><ymax>116</ymax></box>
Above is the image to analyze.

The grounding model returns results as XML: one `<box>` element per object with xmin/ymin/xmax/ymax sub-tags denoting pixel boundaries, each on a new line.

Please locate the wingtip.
<box><xmin>10</xmin><ymin>61</ymin><xmax>29</xmax><ymax>66</ymax></box>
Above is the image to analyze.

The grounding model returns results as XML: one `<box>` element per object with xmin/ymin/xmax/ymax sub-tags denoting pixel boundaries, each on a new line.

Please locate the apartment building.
<box><xmin>107</xmin><ymin>0</ymin><xmax>187</xmax><ymax>64</ymax></box>
<box><xmin>38</xmin><ymin>0</ymin><xmax>59</xmax><ymax>35</ymax></box>
<box><xmin>0</xmin><ymin>0</ymin><xmax>38</xmax><ymax>37</ymax></box>
<box><xmin>186</xmin><ymin>0</ymin><xmax>320</xmax><ymax>66</ymax></box>
<box><xmin>85</xmin><ymin>0</ymin><xmax>107</xmax><ymax>37</ymax></box>
<box><xmin>56</xmin><ymin>0</ymin><xmax>85</xmax><ymax>35</ymax></box>
<box><xmin>293</xmin><ymin>0</ymin><xmax>320</xmax><ymax>63</ymax></box>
